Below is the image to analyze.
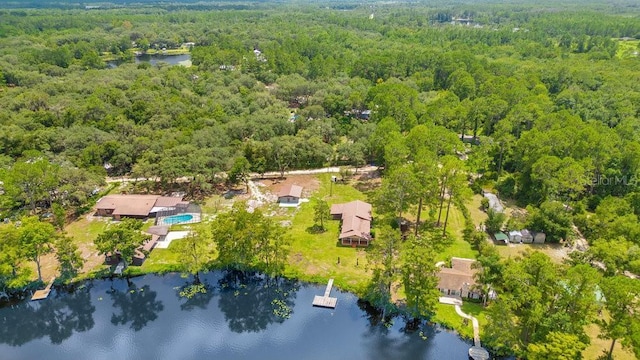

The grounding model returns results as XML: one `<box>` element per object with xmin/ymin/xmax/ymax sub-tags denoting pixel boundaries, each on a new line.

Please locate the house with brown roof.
<box><xmin>437</xmin><ymin>257</ymin><xmax>481</xmax><ymax>299</ymax></box>
<box><xmin>278</xmin><ymin>184</ymin><xmax>303</xmax><ymax>206</ymax></box>
<box><xmin>330</xmin><ymin>200</ymin><xmax>372</xmax><ymax>246</ymax></box>
<box><xmin>95</xmin><ymin>194</ymin><xmax>188</xmax><ymax>220</ymax></box>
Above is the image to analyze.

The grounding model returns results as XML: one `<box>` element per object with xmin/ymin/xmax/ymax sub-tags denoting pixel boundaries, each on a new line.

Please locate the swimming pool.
<box><xmin>161</xmin><ymin>214</ymin><xmax>193</xmax><ymax>225</ymax></box>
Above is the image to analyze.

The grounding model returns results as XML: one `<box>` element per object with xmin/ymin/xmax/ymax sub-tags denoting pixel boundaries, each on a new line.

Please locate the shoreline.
<box><xmin>2</xmin><ymin>265</ymin><xmax>480</xmax><ymax>346</ymax></box>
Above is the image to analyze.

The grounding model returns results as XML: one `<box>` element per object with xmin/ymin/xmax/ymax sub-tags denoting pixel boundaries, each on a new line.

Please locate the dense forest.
<box><xmin>1</xmin><ymin>1</ymin><xmax>640</xmax><ymax>357</ymax></box>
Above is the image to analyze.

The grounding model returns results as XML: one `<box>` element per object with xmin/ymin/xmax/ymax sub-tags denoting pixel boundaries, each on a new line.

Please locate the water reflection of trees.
<box><xmin>176</xmin><ymin>279</ymin><xmax>216</xmax><ymax>311</ymax></box>
<box><xmin>217</xmin><ymin>271</ymin><xmax>299</xmax><ymax>333</ymax></box>
<box><xmin>108</xmin><ymin>283</ymin><xmax>164</xmax><ymax>331</ymax></box>
<box><xmin>357</xmin><ymin>300</ymin><xmax>437</xmax><ymax>360</ymax></box>
<box><xmin>0</xmin><ymin>285</ymin><xmax>95</xmax><ymax>346</ymax></box>
<box><xmin>358</xmin><ymin>299</ymin><xmax>393</xmax><ymax>328</ymax></box>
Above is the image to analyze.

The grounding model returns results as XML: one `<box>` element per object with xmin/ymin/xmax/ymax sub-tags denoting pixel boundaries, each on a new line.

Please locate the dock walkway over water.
<box><xmin>312</xmin><ymin>278</ymin><xmax>337</xmax><ymax>308</ymax></box>
<box><xmin>31</xmin><ymin>278</ymin><xmax>55</xmax><ymax>301</ymax></box>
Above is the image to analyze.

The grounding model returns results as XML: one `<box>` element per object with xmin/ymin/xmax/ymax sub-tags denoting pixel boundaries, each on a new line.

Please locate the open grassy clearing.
<box><xmin>138</xmin><ymin>246</ymin><xmax>183</xmax><ymax>274</ymax></box>
<box><xmin>494</xmin><ymin>242</ymin><xmax>568</xmax><ymax>264</ymax></box>
<box><xmin>200</xmin><ymin>193</ymin><xmax>235</xmax><ymax>215</ymax></box>
<box><xmin>467</xmin><ymin>194</ymin><xmax>488</xmax><ymax>226</ymax></box>
<box><xmin>435</xmin><ymin>203</ymin><xmax>479</xmax><ymax>262</ymax></box>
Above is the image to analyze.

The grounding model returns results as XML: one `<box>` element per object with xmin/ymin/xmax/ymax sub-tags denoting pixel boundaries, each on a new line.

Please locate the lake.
<box><xmin>0</xmin><ymin>272</ymin><xmax>474</xmax><ymax>360</ymax></box>
<box><xmin>107</xmin><ymin>53</ymin><xmax>191</xmax><ymax>68</ymax></box>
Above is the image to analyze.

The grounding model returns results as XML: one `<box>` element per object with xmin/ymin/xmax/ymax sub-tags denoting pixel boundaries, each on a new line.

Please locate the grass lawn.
<box><xmin>283</xmin><ymin>173</ymin><xmax>372</xmax><ymax>295</ymax></box>
<box><xmin>433</xmin><ymin>302</ymin><xmax>488</xmax><ymax>340</ymax></box>
<box><xmin>64</xmin><ymin>217</ymin><xmax>114</xmax><ymax>277</ymax></box>
<box><xmin>138</xmin><ymin>247</ymin><xmax>183</xmax><ymax>274</ymax></box>
<box><xmin>65</xmin><ymin>217</ymin><xmax>111</xmax><ymax>242</ymax></box>
<box><xmin>200</xmin><ymin>194</ymin><xmax>234</xmax><ymax>215</ymax></box>
<box><xmin>435</xmin><ymin>203</ymin><xmax>478</xmax><ymax>262</ymax></box>
<box><xmin>467</xmin><ymin>194</ymin><xmax>488</xmax><ymax>227</ymax></box>
<box><xmin>495</xmin><ymin>242</ymin><xmax>567</xmax><ymax>264</ymax></box>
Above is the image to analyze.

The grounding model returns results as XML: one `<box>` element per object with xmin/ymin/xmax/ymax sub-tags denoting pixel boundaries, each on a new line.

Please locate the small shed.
<box><xmin>494</xmin><ymin>232</ymin><xmax>509</xmax><ymax>245</ymax></box>
<box><xmin>508</xmin><ymin>230</ymin><xmax>522</xmax><ymax>243</ymax></box>
<box><xmin>533</xmin><ymin>232</ymin><xmax>546</xmax><ymax>244</ymax></box>
<box><xmin>521</xmin><ymin>229</ymin><xmax>533</xmax><ymax>243</ymax></box>
<box><xmin>278</xmin><ymin>184</ymin><xmax>303</xmax><ymax>206</ymax></box>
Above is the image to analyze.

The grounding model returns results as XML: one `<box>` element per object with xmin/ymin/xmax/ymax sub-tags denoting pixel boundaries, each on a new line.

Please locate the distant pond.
<box><xmin>107</xmin><ymin>53</ymin><xmax>191</xmax><ymax>68</ymax></box>
<box><xmin>0</xmin><ymin>272</ymin><xmax>475</xmax><ymax>360</ymax></box>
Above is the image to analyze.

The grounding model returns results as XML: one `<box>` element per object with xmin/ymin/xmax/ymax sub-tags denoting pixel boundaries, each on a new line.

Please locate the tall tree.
<box><xmin>485</xmin><ymin>209</ymin><xmax>506</xmax><ymax>234</ymax></box>
<box><xmin>411</xmin><ymin>150</ymin><xmax>440</xmax><ymax>236</ymax></box>
<box><xmin>211</xmin><ymin>203</ymin><xmax>256</xmax><ymax>273</ymax></box>
<box><xmin>51</xmin><ymin>203</ymin><xmax>66</xmax><ymax>231</ymax></box>
<box><xmin>376</xmin><ymin>165</ymin><xmax>419</xmax><ymax>228</ymax></box>
<box><xmin>227</xmin><ymin>156</ymin><xmax>251</xmax><ymax>192</ymax></box>
<box><xmin>365</xmin><ymin>225</ymin><xmax>401</xmax><ymax>317</ymax></box>
<box><xmin>441</xmin><ymin>162</ymin><xmax>469</xmax><ymax>237</ymax></box>
<box><xmin>254</xmin><ymin>216</ymin><xmax>290</xmax><ymax>276</ymax></box>
<box><xmin>400</xmin><ymin>235</ymin><xmax>440</xmax><ymax>324</ymax></box>
<box><xmin>211</xmin><ymin>203</ymin><xmax>288</xmax><ymax>275</ymax></box>
<box><xmin>2</xmin><ymin>157</ymin><xmax>61</xmax><ymax>212</ymax></box>
<box><xmin>598</xmin><ymin>275</ymin><xmax>640</xmax><ymax>360</ymax></box>
<box><xmin>174</xmin><ymin>223</ymin><xmax>213</xmax><ymax>283</ymax></box>
<box><xmin>0</xmin><ymin>223</ymin><xmax>31</xmax><ymax>289</ymax></box>
<box><xmin>94</xmin><ymin>219</ymin><xmax>149</xmax><ymax>267</ymax></box>
<box><xmin>473</xmin><ymin>244</ymin><xmax>503</xmax><ymax>305</ymax></box>
<box><xmin>55</xmin><ymin>237</ymin><xmax>85</xmax><ymax>282</ymax></box>
<box><xmin>20</xmin><ymin>216</ymin><xmax>57</xmax><ymax>282</ymax></box>
<box><xmin>436</xmin><ymin>156</ymin><xmax>465</xmax><ymax>228</ymax></box>
<box><xmin>269</xmin><ymin>136</ymin><xmax>297</xmax><ymax>179</ymax></box>
<box><xmin>312</xmin><ymin>198</ymin><xmax>330</xmax><ymax>231</ymax></box>
<box><xmin>485</xmin><ymin>252</ymin><xmax>599</xmax><ymax>357</ymax></box>
<box><xmin>527</xmin><ymin>331</ymin><xmax>587</xmax><ymax>360</ymax></box>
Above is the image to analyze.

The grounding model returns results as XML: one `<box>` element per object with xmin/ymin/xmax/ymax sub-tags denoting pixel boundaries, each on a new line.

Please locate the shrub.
<box><xmin>495</xmin><ymin>175</ymin><xmax>516</xmax><ymax>199</ymax></box>
<box><xmin>470</xmin><ymin>181</ymin><xmax>483</xmax><ymax>195</ymax></box>
<box><xmin>485</xmin><ymin>209</ymin><xmax>506</xmax><ymax>234</ymax></box>
<box><xmin>480</xmin><ymin>197</ymin><xmax>490</xmax><ymax>211</ymax></box>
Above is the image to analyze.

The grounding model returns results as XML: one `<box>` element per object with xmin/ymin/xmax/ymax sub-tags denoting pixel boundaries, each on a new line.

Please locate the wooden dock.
<box><xmin>312</xmin><ymin>278</ymin><xmax>337</xmax><ymax>308</ymax></box>
<box><xmin>31</xmin><ymin>277</ymin><xmax>55</xmax><ymax>301</ymax></box>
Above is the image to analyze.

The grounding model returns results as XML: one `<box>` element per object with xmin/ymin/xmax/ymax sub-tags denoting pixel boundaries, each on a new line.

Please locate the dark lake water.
<box><xmin>107</xmin><ymin>53</ymin><xmax>191</xmax><ymax>68</ymax></box>
<box><xmin>0</xmin><ymin>272</ymin><xmax>473</xmax><ymax>360</ymax></box>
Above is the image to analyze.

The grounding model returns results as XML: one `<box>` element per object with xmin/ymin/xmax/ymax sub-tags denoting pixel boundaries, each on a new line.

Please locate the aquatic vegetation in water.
<box><xmin>271</xmin><ymin>298</ymin><xmax>292</xmax><ymax>319</ymax></box>
<box><xmin>179</xmin><ymin>284</ymin><xmax>207</xmax><ymax>299</ymax></box>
